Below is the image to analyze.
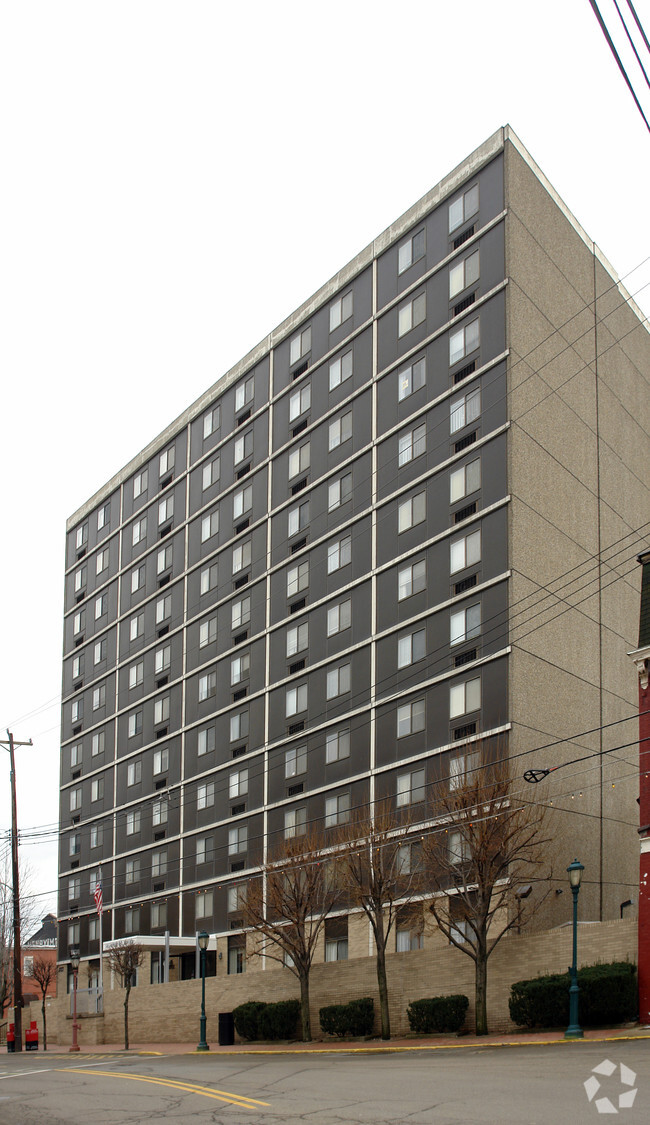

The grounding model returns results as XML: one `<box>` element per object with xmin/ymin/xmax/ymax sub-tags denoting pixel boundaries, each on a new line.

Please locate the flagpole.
<box><xmin>96</xmin><ymin>868</ymin><xmax>104</xmax><ymax>1012</ymax></box>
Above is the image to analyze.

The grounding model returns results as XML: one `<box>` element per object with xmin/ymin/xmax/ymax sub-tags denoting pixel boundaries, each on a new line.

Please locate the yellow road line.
<box><xmin>57</xmin><ymin>1069</ymin><xmax>269</xmax><ymax>1107</ymax></box>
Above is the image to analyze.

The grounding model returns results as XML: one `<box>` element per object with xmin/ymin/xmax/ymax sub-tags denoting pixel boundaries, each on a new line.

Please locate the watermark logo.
<box><xmin>584</xmin><ymin>1059</ymin><xmax>638</xmax><ymax>1114</ymax></box>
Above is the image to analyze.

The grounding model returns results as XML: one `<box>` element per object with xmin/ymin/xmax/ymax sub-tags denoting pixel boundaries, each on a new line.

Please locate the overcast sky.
<box><xmin>1</xmin><ymin>0</ymin><xmax>649</xmax><ymax>923</ymax></box>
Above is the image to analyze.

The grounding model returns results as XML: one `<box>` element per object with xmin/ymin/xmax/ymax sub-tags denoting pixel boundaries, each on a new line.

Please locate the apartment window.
<box><xmin>92</xmin><ymin>685</ymin><xmax>106</xmax><ymax>711</ymax></box>
<box><xmin>88</xmin><ymin>917</ymin><xmax>100</xmax><ymax>942</ymax></box>
<box><xmin>200</xmin><ymin>562</ymin><xmax>218</xmax><ymax>595</ymax></box>
<box><xmin>91</xmin><ymin>777</ymin><xmax>104</xmax><ymax>802</ymax></box>
<box><xmin>233</xmin><ymin>485</ymin><xmax>252</xmax><ymax>522</ymax></box>
<box><xmin>154</xmin><ymin>695</ymin><xmax>170</xmax><ymax>725</ymax></box>
<box><xmin>67</xmin><ymin>921</ymin><xmax>80</xmax><ymax>947</ymax></box>
<box><xmin>288</xmin><ymin>441</ymin><xmax>310</xmax><ymax>480</ymax></box>
<box><xmin>129</xmin><ymin>613</ymin><xmax>144</xmax><ymax>642</ymax></box>
<box><xmin>229</xmin><ymin>711</ymin><xmax>246</xmax><ymax>747</ymax></box>
<box><xmin>90</xmin><ymin>823</ymin><xmax>103</xmax><ymax>848</ymax></box>
<box><xmin>71</xmin><ymin>699</ymin><xmax>83</xmax><ymax>724</ymax></box>
<box><xmin>97</xmin><ymin>503</ymin><xmax>110</xmax><ymax>531</ymax></box>
<box><xmin>326</xmin><ymin>728</ymin><xmax>350</xmax><ymax>763</ymax></box>
<box><xmin>448</xmin><ymin>184</ymin><xmax>479</xmax><ymax>233</ymax></box>
<box><xmin>450</xmin><ymin>529</ymin><xmax>481</xmax><ymax>574</ymax></box>
<box><xmin>74</xmin><ymin>565</ymin><xmax>86</xmax><ymax>593</ymax></box>
<box><xmin>90</xmin><ymin>641</ymin><xmax>105</xmax><ymax>668</ymax></box>
<box><xmin>325</xmin><ymin>792</ymin><xmax>350</xmax><ymax>827</ymax></box>
<box><xmin>288</xmin><ymin>499</ymin><xmax>309</xmax><ymax>538</ymax></box>
<box><xmin>327</xmin><ymin>534</ymin><xmax>351</xmax><ymax>573</ymax></box>
<box><xmin>233</xmin><ymin>430</ymin><xmax>253</xmax><ymax>466</ymax></box>
<box><xmin>203</xmin><ymin>405</ymin><xmax>220</xmax><ymax>439</ymax></box>
<box><xmin>68</xmin><ymin>876</ymin><xmax>81</xmax><ymax>902</ymax></box>
<box><xmin>198</xmin><ymin>725</ymin><xmax>217</xmax><ymax>755</ymax></box>
<box><xmin>289</xmin><ymin>382</ymin><xmax>311</xmax><ymax>421</ymax></box>
<box><xmin>196</xmin><ymin>835</ymin><xmax>213</xmax><ymax>865</ymax></box>
<box><xmin>231</xmin><ymin>596</ymin><xmax>251</xmax><ymax>631</ymax></box>
<box><xmin>328</xmin><ymin>472</ymin><xmax>352</xmax><ymax>512</ymax></box>
<box><xmin>398</xmin><ymin>422</ymin><xmax>426</xmax><ymax>466</ymax></box>
<box><xmin>450</xmin><ymin>748</ymin><xmax>480</xmax><ymax>789</ymax></box>
<box><xmin>449</xmin><ymin>249</ymin><xmax>480</xmax><ymax>299</ymax></box>
<box><xmin>151</xmin><ymin>902</ymin><xmax>167</xmax><ymax>928</ymax></box>
<box><xmin>449</xmin><ymin>676</ymin><xmax>481</xmax><ymax>719</ymax></box>
<box><xmin>96</xmin><ymin>547</ymin><xmax>109</xmax><ymax>576</ymax></box>
<box><xmin>398</xmin><ymin>356</ymin><xmax>426</xmax><ymax>401</ymax></box>
<box><xmin>398</xmin><ymin>291</ymin><xmax>426</xmax><ymax>337</ymax></box>
<box><xmin>329</xmin><ymin>349</ymin><xmax>353</xmax><ymax>390</ymax></box>
<box><xmin>290</xmin><ymin>325</ymin><xmax>311</xmax><ymax>365</ymax></box>
<box><xmin>286</xmin><ymin>621</ymin><xmax>308</xmax><ymax>658</ymax></box>
<box><xmin>157</xmin><ymin>545</ymin><xmax>172</xmax><ymax>575</ymax></box>
<box><xmin>75</xmin><ymin>524</ymin><xmax>88</xmax><ymax>552</ymax></box>
<box><xmin>132</xmin><ymin>517</ymin><xmax>147</xmax><ymax>546</ymax></box>
<box><xmin>158</xmin><ymin>496</ymin><xmax>174</xmax><ymax>526</ymax></box>
<box><xmin>95</xmin><ymin>594</ymin><xmax>107</xmax><ymax>619</ymax></box>
<box><xmin>152</xmin><ymin>799</ymin><xmax>168</xmax><ymax>826</ymax></box>
<box><xmin>285</xmin><ymin>806</ymin><xmax>307</xmax><ymax>838</ymax></box>
<box><xmin>285</xmin><ymin>745</ymin><xmax>307</xmax><ymax>778</ymax></box>
<box><xmin>152</xmin><ymin>849</ymin><xmax>167</xmax><ymax>877</ymax></box>
<box><xmin>129</xmin><ymin>661</ymin><xmax>144</xmax><ymax>690</ymax></box>
<box><xmin>73</xmin><ymin>610</ymin><xmax>84</xmax><ymax>635</ymax></box>
<box><xmin>125</xmin><ymin>858</ymin><xmax>140</xmax><ymax>884</ymax></box>
<box><xmin>232</xmin><ymin>540</ymin><xmax>251</xmax><ymax>575</ymax></box>
<box><xmin>449</xmin><ymin>318</ymin><xmax>480</xmax><ymax>366</ymax></box>
<box><xmin>128</xmin><ymin>711</ymin><xmax>142</xmax><ymax>738</ymax></box>
<box><xmin>69</xmin><ymin>831</ymin><xmax>81</xmax><ymax>857</ymax></box>
<box><xmin>127</xmin><ymin>761</ymin><xmax>142</xmax><ymax>787</ymax></box>
<box><xmin>197</xmin><ymin>781</ymin><xmax>215</xmax><ymax>810</ymax></box>
<box><xmin>287</xmin><ymin>560</ymin><xmax>309</xmax><ymax>598</ymax></box>
<box><xmin>159</xmin><ymin>446</ymin><xmax>175</xmax><ymax>476</ymax></box>
<box><xmin>450</xmin><ymin>457</ymin><xmax>481</xmax><ymax>503</ymax></box>
<box><xmin>235</xmin><ymin>375</ymin><xmax>254</xmax><ymax>412</ymax></box>
<box><xmin>198</xmin><ymin>617</ymin><xmax>217</xmax><ymax>650</ymax></box>
<box><xmin>449</xmin><ymin>830</ymin><xmax>470</xmax><ymax>865</ymax></box>
<box><xmin>227</xmin><ymin>884</ymin><xmax>247</xmax><ymax>913</ymax></box>
<box><xmin>398</xmin><ymin>491</ymin><xmax>426</xmax><ymax>533</ymax></box>
<box><xmin>196</xmin><ymin>891</ymin><xmax>214</xmax><ymax>919</ymax></box>
<box><xmin>72</xmin><ymin>656</ymin><xmax>83</xmax><ymax>681</ymax></box>
<box><xmin>328</xmin><ymin>410</ymin><xmax>352</xmax><ymax>451</ymax></box>
<box><xmin>126</xmin><ymin>809</ymin><xmax>141</xmax><ymax>835</ymax></box>
<box><xmin>69</xmin><ymin>787</ymin><xmax>82</xmax><ymax>812</ymax></box>
<box><xmin>395</xmin><ymin>907</ymin><xmax>424</xmax><ymax>950</ymax></box>
<box><xmin>325</xmin><ymin>917</ymin><xmax>348</xmax><ymax>962</ymax></box>
<box><xmin>326</xmin><ymin>663</ymin><xmax>350</xmax><ymax>700</ymax></box>
<box><xmin>286</xmin><ymin>683</ymin><xmax>308</xmax><ymax>717</ymax></box>
<box><xmin>398</xmin><ymin>628</ymin><xmax>426</xmax><ymax>669</ymax></box>
<box><xmin>327</xmin><ymin>598</ymin><xmax>351</xmax><ymax>636</ymax></box>
<box><xmin>125</xmin><ymin>907</ymin><xmax>140</xmax><ymax>934</ymax></box>
<box><xmin>131</xmin><ymin>566</ymin><xmax>145</xmax><ymax>594</ymax></box>
<box><xmin>229</xmin><ymin>768</ymin><xmax>248</xmax><ymax>799</ymax></box>
<box><xmin>397</xmin><ymin>768</ymin><xmax>425</xmax><ymax>807</ymax></box>
<box><xmin>201</xmin><ymin>508</ymin><xmax>219</xmax><ymax>543</ymax></box>
<box><xmin>398</xmin><ymin>560</ymin><xmax>426</xmax><ymax>600</ymax></box>
<box><xmin>198</xmin><ymin>671</ymin><xmax>217</xmax><ymax>701</ymax></box>
<box><xmin>450</xmin><ymin>387</ymin><xmax>480</xmax><ymax>434</ymax></box>
<box><xmin>228</xmin><ymin>935</ymin><xmax>246</xmax><ymax>975</ymax></box>
<box><xmin>202</xmin><ymin>456</ymin><xmax>220</xmax><ymax>491</ymax></box>
<box><xmin>228</xmin><ymin>825</ymin><xmax>248</xmax><ymax>855</ymax></box>
<box><xmin>397</xmin><ymin>698</ymin><xmax>425</xmax><ymax>738</ymax></box>
<box><xmin>156</xmin><ymin>594</ymin><xmax>172</xmax><ymax>625</ymax></box>
<box><xmin>230</xmin><ymin>653</ymin><xmax>250</xmax><ymax>685</ymax></box>
<box><xmin>398</xmin><ymin>228</ymin><xmax>425</xmax><ymax>274</ymax></box>
<box><xmin>91</xmin><ymin>731</ymin><xmax>104</xmax><ymax>757</ymax></box>
<box><xmin>329</xmin><ymin>291</ymin><xmax>353</xmax><ymax>332</ymax></box>
<box><xmin>450</xmin><ymin>603</ymin><xmax>481</xmax><ymax>646</ymax></box>
<box><xmin>153</xmin><ymin>747</ymin><xmax>169</xmax><ymax>775</ymax></box>
<box><xmin>155</xmin><ymin>644</ymin><xmax>171</xmax><ymax>676</ymax></box>
<box><xmin>133</xmin><ymin>469</ymin><xmax>148</xmax><ymax>499</ymax></box>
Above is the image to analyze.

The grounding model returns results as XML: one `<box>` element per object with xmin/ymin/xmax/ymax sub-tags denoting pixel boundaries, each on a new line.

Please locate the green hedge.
<box><xmin>232</xmin><ymin>1001</ymin><xmax>267</xmax><ymax>1041</ymax></box>
<box><xmin>407</xmin><ymin>994</ymin><xmax>469</xmax><ymax>1034</ymax></box>
<box><xmin>233</xmin><ymin>999</ymin><xmax>300</xmax><ymax>1041</ymax></box>
<box><xmin>509</xmin><ymin>962</ymin><xmax>637</xmax><ymax>1028</ymax></box>
<box><xmin>319</xmin><ymin>997</ymin><xmax>375</xmax><ymax>1038</ymax></box>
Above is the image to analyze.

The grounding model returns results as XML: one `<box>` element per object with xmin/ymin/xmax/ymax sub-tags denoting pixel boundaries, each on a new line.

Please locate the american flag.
<box><xmin>93</xmin><ymin>872</ymin><xmax>103</xmax><ymax>916</ymax></box>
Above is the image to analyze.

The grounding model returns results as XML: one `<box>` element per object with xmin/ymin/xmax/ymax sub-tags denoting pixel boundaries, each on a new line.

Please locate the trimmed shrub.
<box><xmin>320</xmin><ymin>997</ymin><xmax>375</xmax><ymax>1038</ymax></box>
<box><xmin>407</xmin><ymin>994</ymin><xmax>469</xmax><ymax>1034</ymax></box>
<box><xmin>233</xmin><ymin>1001</ymin><xmax>267</xmax><ymax>1041</ymax></box>
<box><xmin>509</xmin><ymin>962</ymin><xmax>637</xmax><ymax>1029</ymax></box>
<box><xmin>258</xmin><ymin>999</ymin><xmax>301</xmax><ymax>1041</ymax></box>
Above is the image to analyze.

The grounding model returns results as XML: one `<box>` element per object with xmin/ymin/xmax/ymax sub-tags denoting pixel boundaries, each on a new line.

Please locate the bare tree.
<box><xmin>0</xmin><ymin>859</ymin><xmax>38</xmax><ymax>1019</ymax></box>
<box><xmin>241</xmin><ymin>827</ymin><xmax>343</xmax><ymax>1041</ymax></box>
<box><xmin>336</xmin><ymin>801</ymin><xmax>425</xmax><ymax>1040</ymax></box>
<box><xmin>105</xmin><ymin>941</ymin><xmax>144</xmax><ymax>1050</ymax></box>
<box><xmin>423</xmin><ymin>749</ymin><xmax>550</xmax><ymax>1035</ymax></box>
<box><xmin>26</xmin><ymin>957</ymin><xmax>56</xmax><ymax>1051</ymax></box>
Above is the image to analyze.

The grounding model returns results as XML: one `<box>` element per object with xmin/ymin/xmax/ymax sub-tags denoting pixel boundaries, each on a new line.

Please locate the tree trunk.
<box><xmin>124</xmin><ymin>988</ymin><xmax>130</xmax><ymax>1050</ymax></box>
<box><xmin>298</xmin><ymin>969</ymin><xmax>311</xmax><ymax>1042</ymax></box>
<box><xmin>373</xmin><ymin>909</ymin><xmax>390</xmax><ymax>1040</ymax></box>
<box><xmin>475</xmin><ymin>946</ymin><xmax>488</xmax><ymax>1036</ymax></box>
<box><xmin>41</xmin><ymin>997</ymin><xmax>47</xmax><ymax>1051</ymax></box>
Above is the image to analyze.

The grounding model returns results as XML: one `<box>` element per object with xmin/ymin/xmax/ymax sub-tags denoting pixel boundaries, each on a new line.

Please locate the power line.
<box><xmin>587</xmin><ymin>0</ymin><xmax>650</xmax><ymax>131</ymax></box>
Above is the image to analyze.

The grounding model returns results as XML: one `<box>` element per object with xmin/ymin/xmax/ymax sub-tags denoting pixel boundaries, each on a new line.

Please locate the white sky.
<box><xmin>1</xmin><ymin>0</ymin><xmax>649</xmax><ymax>923</ymax></box>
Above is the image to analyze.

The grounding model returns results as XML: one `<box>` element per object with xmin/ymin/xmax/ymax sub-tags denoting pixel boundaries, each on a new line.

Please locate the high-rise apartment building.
<box><xmin>58</xmin><ymin>126</ymin><xmax>650</xmax><ymax>982</ymax></box>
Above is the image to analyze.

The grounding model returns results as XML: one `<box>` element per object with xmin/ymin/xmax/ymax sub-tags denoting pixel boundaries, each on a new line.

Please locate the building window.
<box><xmin>152</xmin><ymin>849</ymin><xmax>167</xmax><ymax>877</ymax></box>
<box><xmin>196</xmin><ymin>890</ymin><xmax>214</xmax><ymax>919</ymax></box>
<box><xmin>71</xmin><ymin>699</ymin><xmax>83</xmax><ymax>724</ymax></box>
<box><xmin>153</xmin><ymin>747</ymin><xmax>169</xmax><ymax>775</ymax></box>
<box><xmin>328</xmin><ymin>471</ymin><xmax>352</xmax><ymax>512</ymax></box>
<box><xmin>230</xmin><ymin>653</ymin><xmax>250</xmax><ymax>686</ymax></box>
<box><xmin>73</xmin><ymin>610</ymin><xmax>84</xmax><ymax>636</ymax></box>
<box><xmin>95</xmin><ymin>594</ymin><xmax>107</xmax><ymax>620</ymax></box>
<box><xmin>328</xmin><ymin>411</ymin><xmax>352</xmax><ymax>451</ymax></box>
<box><xmin>196</xmin><ymin>835</ymin><xmax>213</xmax><ymax>865</ymax></box>
<box><xmin>286</xmin><ymin>622</ymin><xmax>308</xmax><ymax>658</ymax></box>
<box><xmin>450</xmin><ymin>529</ymin><xmax>481</xmax><ymax>574</ymax></box>
<box><xmin>126</xmin><ymin>809</ymin><xmax>141</xmax><ymax>835</ymax></box>
<box><xmin>69</xmin><ymin>787</ymin><xmax>82</xmax><ymax>812</ymax></box>
<box><xmin>450</xmin><ymin>387</ymin><xmax>480</xmax><ymax>434</ymax></box>
<box><xmin>125</xmin><ymin>858</ymin><xmax>140</xmax><ymax>884</ymax></box>
<box><xmin>228</xmin><ymin>825</ymin><xmax>247</xmax><ymax>855</ymax></box>
<box><xmin>202</xmin><ymin>456</ymin><xmax>220</xmax><ymax>491</ymax></box>
<box><xmin>450</xmin><ymin>748</ymin><xmax>480</xmax><ymax>789</ymax></box>
<box><xmin>96</xmin><ymin>548</ymin><xmax>109</xmax><ymax>576</ymax></box>
<box><xmin>129</xmin><ymin>614</ymin><xmax>144</xmax><ymax>642</ymax></box>
<box><xmin>398</xmin><ymin>292</ymin><xmax>426</xmax><ymax>337</ymax></box>
<box><xmin>398</xmin><ymin>422</ymin><xmax>426</xmax><ymax>467</ymax></box>
<box><xmin>131</xmin><ymin>567</ymin><xmax>145</xmax><ymax>595</ymax></box>
<box><xmin>449</xmin><ymin>830</ymin><xmax>470</xmax><ymax>865</ymax></box>
<box><xmin>124</xmin><ymin>908</ymin><xmax>140</xmax><ymax>935</ymax></box>
<box><xmin>398</xmin><ymin>560</ymin><xmax>426</xmax><ymax>600</ymax></box>
<box><xmin>396</xmin><ymin>768</ymin><xmax>425</xmax><ymax>806</ymax></box>
<box><xmin>289</xmin><ymin>383</ymin><xmax>310</xmax><ymax>421</ymax></box>
<box><xmin>234</xmin><ymin>430</ymin><xmax>253</xmax><ymax>466</ymax></box>
<box><xmin>152</xmin><ymin>799</ymin><xmax>168</xmax><ymax>826</ymax></box>
<box><xmin>329</xmin><ymin>349</ymin><xmax>353</xmax><ymax>390</ymax></box>
<box><xmin>329</xmin><ymin>291</ymin><xmax>353</xmax><ymax>332</ymax></box>
<box><xmin>90</xmin><ymin>823</ymin><xmax>103</xmax><ymax>848</ymax></box>
<box><xmin>128</xmin><ymin>711</ymin><xmax>142</xmax><ymax>738</ymax></box>
<box><xmin>198</xmin><ymin>671</ymin><xmax>217</xmax><ymax>701</ymax></box>
<box><xmin>91</xmin><ymin>731</ymin><xmax>104</xmax><ymax>757</ymax></box>
<box><xmin>68</xmin><ymin>921</ymin><xmax>80</xmax><ymax>946</ymax></box>
<box><xmin>155</xmin><ymin>644</ymin><xmax>171</xmax><ymax>676</ymax></box>
<box><xmin>75</xmin><ymin>524</ymin><xmax>88</xmax><ymax>551</ymax></box>
<box><xmin>129</xmin><ymin>661</ymin><xmax>144</xmax><ymax>690</ymax></box>
<box><xmin>232</xmin><ymin>596</ymin><xmax>251</xmax><ymax>630</ymax></box>
<box><xmin>69</xmin><ymin>832</ymin><xmax>81</xmax><ymax>857</ymax></box>
<box><xmin>154</xmin><ymin>695</ymin><xmax>170</xmax><ymax>725</ymax></box>
<box><xmin>286</xmin><ymin>683</ymin><xmax>308</xmax><ymax>717</ymax></box>
<box><xmin>230</xmin><ymin>710</ymin><xmax>248</xmax><ymax>743</ymax></box>
<box><xmin>229</xmin><ymin>768</ymin><xmax>248</xmax><ymax>799</ymax></box>
<box><xmin>91</xmin><ymin>777</ymin><xmax>104</xmax><ymax>802</ymax></box>
<box><xmin>397</xmin><ymin>698</ymin><xmax>425</xmax><ymax>737</ymax></box>
<box><xmin>285</xmin><ymin>806</ymin><xmax>307</xmax><ymax>838</ymax></box>
<box><xmin>398</xmin><ymin>228</ymin><xmax>425</xmax><ymax>274</ymax></box>
<box><xmin>326</xmin><ymin>728</ymin><xmax>350</xmax><ymax>763</ymax></box>
<box><xmin>158</xmin><ymin>496</ymin><xmax>174</xmax><ymax>526</ymax></box>
<box><xmin>449</xmin><ymin>677</ymin><xmax>481</xmax><ymax>719</ymax></box>
<box><xmin>228</xmin><ymin>935</ymin><xmax>246</xmax><ymax>975</ymax></box>
<box><xmin>324</xmin><ymin>917</ymin><xmax>348</xmax><ymax>961</ymax></box>
<box><xmin>327</xmin><ymin>534</ymin><xmax>351</xmax><ymax>573</ymax></box>
<box><xmin>197</xmin><ymin>781</ymin><xmax>215</xmax><ymax>810</ymax></box>
<box><xmin>449</xmin><ymin>318</ymin><xmax>480</xmax><ymax>366</ymax></box>
<box><xmin>232</xmin><ymin>540</ymin><xmax>251</xmax><ymax>575</ymax></box>
<box><xmin>201</xmin><ymin>509</ymin><xmax>219</xmax><ymax>543</ymax></box>
<box><xmin>325</xmin><ymin>792</ymin><xmax>350</xmax><ymax>827</ymax></box>
<box><xmin>288</xmin><ymin>499</ymin><xmax>309</xmax><ymax>538</ymax></box>
<box><xmin>398</xmin><ymin>628</ymin><xmax>426</xmax><ymax>669</ymax></box>
<box><xmin>88</xmin><ymin>917</ymin><xmax>100</xmax><ymax>942</ymax></box>
<box><xmin>92</xmin><ymin>685</ymin><xmax>105</xmax><ymax>711</ymax></box>
<box><xmin>448</xmin><ymin>184</ymin><xmax>479</xmax><ymax>234</ymax></box>
<box><xmin>235</xmin><ymin>375</ymin><xmax>254</xmax><ymax>412</ymax></box>
<box><xmin>159</xmin><ymin>446</ymin><xmax>175</xmax><ymax>476</ymax></box>
<box><xmin>395</xmin><ymin>905</ymin><xmax>424</xmax><ymax>949</ymax></box>
<box><xmin>200</xmin><ymin>562</ymin><xmax>218</xmax><ymax>595</ymax></box>
<box><xmin>199</xmin><ymin>616</ymin><xmax>217</xmax><ymax>649</ymax></box>
<box><xmin>288</xmin><ymin>441</ymin><xmax>310</xmax><ymax>480</ymax></box>
<box><xmin>133</xmin><ymin>469</ymin><xmax>148</xmax><ymax>499</ymax></box>
<box><xmin>326</xmin><ymin>663</ymin><xmax>350</xmax><ymax>700</ymax></box>
<box><xmin>157</xmin><ymin>545</ymin><xmax>172</xmax><ymax>575</ymax></box>
<box><xmin>132</xmin><ymin>517</ymin><xmax>147</xmax><ymax>547</ymax></box>
<box><xmin>233</xmin><ymin>485</ymin><xmax>252</xmax><ymax>521</ymax></box>
<box><xmin>92</xmin><ymin>640</ymin><xmax>105</xmax><ymax>666</ymax></box>
<box><xmin>74</xmin><ymin>565</ymin><xmax>86</xmax><ymax>593</ymax></box>
<box><xmin>97</xmin><ymin>503</ymin><xmax>110</xmax><ymax>531</ymax></box>
<box><xmin>127</xmin><ymin>761</ymin><xmax>142</xmax><ymax>787</ymax></box>
<box><xmin>227</xmin><ymin>884</ymin><xmax>246</xmax><ymax>913</ymax></box>
<box><xmin>398</xmin><ymin>356</ymin><xmax>426</xmax><ymax>401</ymax></box>
<box><xmin>449</xmin><ymin>249</ymin><xmax>480</xmax><ymax>299</ymax></box>
<box><xmin>398</xmin><ymin>491</ymin><xmax>426</xmax><ymax>533</ymax></box>
<box><xmin>450</xmin><ymin>457</ymin><xmax>481</xmax><ymax>503</ymax></box>
<box><xmin>287</xmin><ymin>559</ymin><xmax>309</xmax><ymax>598</ymax></box>
<box><xmin>327</xmin><ymin>598</ymin><xmax>351</xmax><ymax>637</ymax></box>
<box><xmin>450</xmin><ymin>603</ymin><xmax>481</xmax><ymax>646</ymax></box>
<box><xmin>285</xmin><ymin>745</ymin><xmax>307</xmax><ymax>778</ymax></box>
<box><xmin>203</xmin><ymin>405</ymin><xmax>220</xmax><ymax>439</ymax></box>
<box><xmin>290</xmin><ymin>326</ymin><xmax>311</xmax><ymax>365</ymax></box>
<box><xmin>151</xmin><ymin>902</ymin><xmax>167</xmax><ymax>928</ymax></box>
<box><xmin>198</xmin><ymin>725</ymin><xmax>217</xmax><ymax>755</ymax></box>
<box><xmin>72</xmin><ymin>656</ymin><xmax>83</xmax><ymax>681</ymax></box>
<box><xmin>156</xmin><ymin>595</ymin><xmax>172</xmax><ymax>625</ymax></box>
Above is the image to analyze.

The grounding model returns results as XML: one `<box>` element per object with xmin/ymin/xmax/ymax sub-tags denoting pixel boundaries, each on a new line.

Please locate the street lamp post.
<box><xmin>69</xmin><ymin>947</ymin><xmax>80</xmax><ymax>1053</ymax></box>
<box><xmin>565</xmin><ymin>859</ymin><xmax>585</xmax><ymax>1039</ymax></box>
<box><xmin>197</xmin><ymin>931</ymin><xmax>209</xmax><ymax>1052</ymax></box>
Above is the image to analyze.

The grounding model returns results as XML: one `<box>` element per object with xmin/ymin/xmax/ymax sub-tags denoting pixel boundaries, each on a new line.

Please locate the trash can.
<box><xmin>6</xmin><ymin>1023</ymin><xmax>15</xmax><ymax>1053</ymax></box>
<box><xmin>218</xmin><ymin>1011</ymin><xmax>234</xmax><ymax>1046</ymax></box>
<box><xmin>25</xmin><ymin>1021</ymin><xmax>38</xmax><ymax>1051</ymax></box>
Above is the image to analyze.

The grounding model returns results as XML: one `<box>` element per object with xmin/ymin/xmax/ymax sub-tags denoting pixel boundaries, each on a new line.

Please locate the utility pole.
<box><xmin>1</xmin><ymin>731</ymin><xmax>32</xmax><ymax>1053</ymax></box>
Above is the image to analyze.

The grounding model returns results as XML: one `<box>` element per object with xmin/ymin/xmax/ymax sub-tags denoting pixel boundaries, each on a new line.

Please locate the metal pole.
<box><xmin>565</xmin><ymin>882</ymin><xmax>583</xmax><ymax>1038</ymax></box>
<box><xmin>8</xmin><ymin>732</ymin><xmax>22</xmax><ymax>1054</ymax></box>
<box><xmin>197</xmin><ymin>944</ymin><xmax>208</xmax><ymax>1051</ymax></box>
<box><xmin>70</xmin><ymin>965</ymin><xmax>80</xmax><ymax>1052</ymax></box>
